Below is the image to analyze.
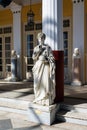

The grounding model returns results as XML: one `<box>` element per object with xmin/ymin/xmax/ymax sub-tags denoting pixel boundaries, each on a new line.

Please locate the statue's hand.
<box><xmin>39</xmin><ymin>45</ymin><xmax>42</xmax><ymax>50</ymax></box>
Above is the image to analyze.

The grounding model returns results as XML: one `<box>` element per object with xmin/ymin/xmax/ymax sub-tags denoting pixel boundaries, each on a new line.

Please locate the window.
<box><xmin>63</xmin><ymin>19</ymin><xmax>70</xmax><ymax>27</ymax></box>
<box><xmin>27</xmin><ymin>34</ymin><xmax>34</xmax><ymax>72</ymax></box>
<box><xmin>63</xmin><ymin>31</ymin><xmax>68</xmax><ymax>67</ymax></box>
<box><xmin>4</xmin><ymin>27</ymin><xmax>12</xmax><ymax>34</ymax></box>
<box><xmin>5</xmin><ymin>36</ymin><xmax>11</xmax><ymax>72</ymax></box>
<box><xmin>25</xmin><ymin>25</ymin><xmax>34</xmax><ymax>31</ymax></box>
<box><xmin>0</xmin><ymin>37</ymin><xmax>2</xmax><ymax>71</ymax></box>
<box><xmin>63</xmin><ymin>18</ymin><xmax>72</xmax><ymax>83</ymax></box>
<box><xmin>35</xmin><ymin>23</ymin><xmax>42</xmax><ymax>30</ymax></box>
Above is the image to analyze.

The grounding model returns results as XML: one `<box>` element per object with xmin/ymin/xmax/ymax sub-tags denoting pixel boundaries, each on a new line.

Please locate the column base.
<box><xmin>28</xmin><ymin>103</ymin><xmax>60</xmax><ymax>125</ymax></box>
<box><xmin>10</xmin><ymin>77</ymin><xmax>18</xmax><ymax>82</ymax></box>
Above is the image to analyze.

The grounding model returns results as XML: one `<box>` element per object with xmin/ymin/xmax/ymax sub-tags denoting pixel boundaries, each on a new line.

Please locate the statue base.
<box><xmin>28</xmin><ymin>103</ymin><xmax>60</xmax><ymax>125</ymax></box>
<box><xmin>71</xmin><ymin>80</ymin><xmax>82</xmax><ymax>86</ymax></box>
<box><xmin>4</xmin><ymin>76</ymin><xmax>18</xmax><ymax>82</ymax></box>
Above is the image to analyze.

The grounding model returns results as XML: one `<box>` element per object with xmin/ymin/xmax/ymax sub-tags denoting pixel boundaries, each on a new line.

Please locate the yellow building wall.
<box><xmin>63</xmin><ymin>0</ymin><xmax>72</xmax><ymax>17</ymax></box>
<box><xmin>22</xmin><ymin>3</ymin><xmax>42</xmax><ymax>23</ymax></box>
<box><xmin>0</xmin><ymin>1</ymin><xmax>73</xmax><ymax>26</ymax></box>
<box><xmin>0</xmin><ymin>9</ymin><xmax>13</xmax><ymax>26</ymax></box>
<box><xmin>0</xmin><ymin>3</ymin><xmax>42</xmax><ymax>26</ymax></box>
<box><xmin>85</xmin><ymin>0</ymin><xmax>87</xmax><ymax>13</ymax></box>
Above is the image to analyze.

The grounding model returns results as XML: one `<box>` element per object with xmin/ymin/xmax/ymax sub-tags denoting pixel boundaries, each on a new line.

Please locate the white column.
<box><xmin>10</xmin><ymin>2</ymin><xmax>22</xmax><ymax>80</ymax></box>
<box><xmin>10</xmin><ymin>2</ymin><xmax>22</xmax><ymax>55</ymax></box>
<box><xmin>42</xmin><ymin>0</ymin><xmax>64</xmax><ymax>102</ymax></box>
<box><xmin>72</xmin><ymin>0</ymin><xmax>84</xmax><ymax>83</ymax></box>
<box><xmin>42</xmin><ymin>0</ymin><xmax>63</xmax><ymax>51</ymax></box>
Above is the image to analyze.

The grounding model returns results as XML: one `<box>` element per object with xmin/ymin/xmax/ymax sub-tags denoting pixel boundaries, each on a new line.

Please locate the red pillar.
<box><xmin>53</xmin><ymin>50</ymin><xmax>64</xmax><ymax>103</ymax></box>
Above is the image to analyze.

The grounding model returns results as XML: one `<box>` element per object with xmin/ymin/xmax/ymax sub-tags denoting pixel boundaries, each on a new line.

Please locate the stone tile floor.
<box><xmin>0</xmin><ymin>81</ymin><xmax>87</xmax><ymax>100</ymax></box>
<box><xmin>0</xmin><ymin>81</ymin><xmax>87</xmax><ymax>130</ymax></box>
<box><xmin>0</xmin><ymin>111</ymin><xmax>87</xmax><ymax>130</ymax></box>
<box><xmin>64</xmin><ymin>84</ymin><xmax>87</xmax><ymax>99</ymax></box>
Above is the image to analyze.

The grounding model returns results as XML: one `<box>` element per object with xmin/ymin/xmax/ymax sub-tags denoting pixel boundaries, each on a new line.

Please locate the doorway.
<box><xmin>0</xmin><ymin>33</ymin><xmax>12</xmax><ymax>79</ymax></box>
<box><xmin>23</xmin><ymin>23</ymin><xmax>42</xmax><ymax>80</ymax></box>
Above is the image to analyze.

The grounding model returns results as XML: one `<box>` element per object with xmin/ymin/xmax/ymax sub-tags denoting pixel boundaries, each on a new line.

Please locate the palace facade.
<box><xmin>0</xmin><ymin>0</ymin><xmax>87</xmax><ymax>85</ymax></box>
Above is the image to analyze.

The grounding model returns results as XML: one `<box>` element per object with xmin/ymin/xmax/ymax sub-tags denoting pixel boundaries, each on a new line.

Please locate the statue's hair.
<box><xmin>37</xmin><ymin>32</ymin><xmax>46</xmax><ymax>40</ymax></box>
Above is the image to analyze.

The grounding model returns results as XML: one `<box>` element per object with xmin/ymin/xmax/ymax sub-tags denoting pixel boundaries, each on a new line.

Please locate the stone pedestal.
<box><xmin>28</xmin><ymin>103</ymin><xmax>60</xmax><ymax>125</ymax></box>
<box><xmin>71</xmin><ymin>57</ymin><xmax>82</xmax><ymax>86</ymax></box>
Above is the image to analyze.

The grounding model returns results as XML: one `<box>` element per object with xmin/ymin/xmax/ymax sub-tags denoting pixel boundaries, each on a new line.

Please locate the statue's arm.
<box><xmin>32</xmin><ymin>45</ymin><xmax>42</xmax><ymax>61</ymax></box>
<box><xmin>47</xmin><ymin>47</ymin><xmax>55</xmax><ymax>63</ymax></box>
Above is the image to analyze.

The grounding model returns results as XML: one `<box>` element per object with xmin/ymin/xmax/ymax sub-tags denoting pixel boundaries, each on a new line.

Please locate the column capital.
<box><xmin>10</xmin><ymin>2</ymin><xmax>22</xmax><ymax>13</ymax></box>
<box><xmin>72</xmin><ymin>0</ymin><xmax>84</xmax><ymax>4</ymax></box>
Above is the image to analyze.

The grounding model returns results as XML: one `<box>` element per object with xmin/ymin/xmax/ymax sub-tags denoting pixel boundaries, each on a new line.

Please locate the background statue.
<box><xmin>32</xmin><ymin>32</ymin><xmax>56</xmax><ymax>106</ymax></box>
<box><xmin>73</xmin><ymin>48</ymin><xmax>80</xmax><ymax>58</ymax></box>
<box><xmin>71</xmin><ymin>48</ymin><xmax>82</xmax><ymax>85</ymax></box>
<box><xmin>11</xmin><ymin>50</ymin><xmax>17</xmax><ymax>58</ymax></box>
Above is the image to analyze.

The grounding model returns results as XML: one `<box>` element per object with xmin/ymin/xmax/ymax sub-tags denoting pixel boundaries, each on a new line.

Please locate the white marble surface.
<box><xmin>28</xmin><ymin>103</ymin><xmax>60</xmax><ymax>125</ymax></box>
<box><xmin>32</xmin><ymin>33</ymin><xmax>55</xmax><ymax>106</ymax></box>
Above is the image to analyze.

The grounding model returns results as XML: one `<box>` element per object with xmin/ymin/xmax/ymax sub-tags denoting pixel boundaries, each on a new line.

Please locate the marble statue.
<box><xmin>11</xmin><ymin>50</ymin><xmax>17</xmax><ymax>58</ymax></box>
<box><xmin>5</xmin><ymin>50</ymin><xmax>17</xmax><ymax>81</ymax></box>
<box><xmin>71</xmin><ymin>48</ymin><xmax>82</xmax><ymax>85</ymax></box>
<box><xmin>73</xmin><ymin>48</ymin><xmax>80</xmax><ymax>58</ymax></box>
<box><xmin>32</xmin><ymin>32</ymin><xmax>56</xmax><ymax>106</ymax></box>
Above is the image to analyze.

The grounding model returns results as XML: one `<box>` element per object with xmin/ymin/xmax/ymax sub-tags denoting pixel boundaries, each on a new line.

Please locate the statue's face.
<box><xmin>74</xmin><ymin>48</ymin><xmax>79</xmax><ymax>55</ymax></box>
<box><xmin>38</xmin><ymin>37</ymin><xmax>44</xmax><ymax>44</ymax></box>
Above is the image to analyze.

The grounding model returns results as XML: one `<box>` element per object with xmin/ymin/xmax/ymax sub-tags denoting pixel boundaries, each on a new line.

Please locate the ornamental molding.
<box><xmin>10</xmin><ymin>2</ymin><xmax>22</xmax><ymax>13</ymax></box>
<box><xmin>72</xmin><ymin>0</ymin><xmax>84</xmax><ymax>4</ymax></box>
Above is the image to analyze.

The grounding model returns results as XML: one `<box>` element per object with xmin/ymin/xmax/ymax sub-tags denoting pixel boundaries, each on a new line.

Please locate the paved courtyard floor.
<box><xmin>0</xmin><ymin>81</ymin><xmax>87</xmax><ymax>101</ymax></box>
<box><xmin>0</xmin><ymin>81</ymin><xmax>87</xmax><ymax>130</ymax></box>
<box><xmin>64</xmin><ymin>84</ymin><xmax>87</xmax><ymax>100</ymax></box>
<box><xmin>0</xmin><ymin>112</ymin><xmax>87</xmax><ymax>130</ymax></box>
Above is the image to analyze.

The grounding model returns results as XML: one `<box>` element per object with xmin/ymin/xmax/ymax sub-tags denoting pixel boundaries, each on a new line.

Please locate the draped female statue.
<box><xmin>32</xmin><ymin>32</ymin><xmax>56</xmax><ymax>106</ymax></box>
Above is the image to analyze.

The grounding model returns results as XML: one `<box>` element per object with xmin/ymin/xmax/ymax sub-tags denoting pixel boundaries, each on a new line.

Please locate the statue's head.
<box><xmin>37</xmin><ymin>32</ymin><xmax>46</xmax><ymax>41</ymax></box>
<box><xmin>73</xmin><ymin>48</ymin><xmax>80</xmax><ymax>58</ymax></box>
<box><xmin>11</xmin><ymin>50</ymin><xmax>17</xmax><ymax>58</ymax></box>
<box><xmin>74</xmin><ymin>48</ymin><xmax>79</xmax><ymax>55</ymax></box>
